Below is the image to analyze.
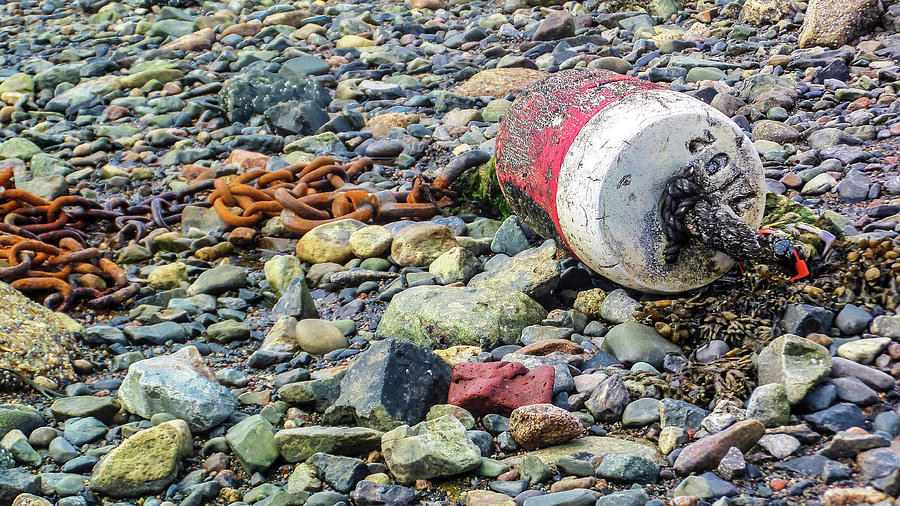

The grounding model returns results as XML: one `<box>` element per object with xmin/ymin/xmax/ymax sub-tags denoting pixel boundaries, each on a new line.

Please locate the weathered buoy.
<box><xmin>495</xmin><ymin>68</ymin><xmax>766</xmax><ymax>294</ymax></box>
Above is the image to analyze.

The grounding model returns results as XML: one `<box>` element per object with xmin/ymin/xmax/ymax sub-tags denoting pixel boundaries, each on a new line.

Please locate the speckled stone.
<box><xmin>508</xmin><ymin>404</ymin><xmax>583</xmax><ymax>450</ymax></box>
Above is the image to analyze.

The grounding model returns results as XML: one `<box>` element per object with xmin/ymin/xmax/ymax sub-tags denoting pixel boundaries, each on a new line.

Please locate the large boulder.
<box><xmin>798</xmin><ymin>0</ymin><xmax>883</xmax><ymax>48</ymax></box>
<box><xmin>381</xmin><ymin>415</ymin><xmax>482</xmax><ymax>484</ymax></box>
<box><xmin>219</xmin><ymin>70</ymin><xmax>331</xmax><ymax>123</ymax></box>
<box><xmin>468</xmin><ymin>240</ymin><xmax>560</xmax><ymax>299</ymax></box>
<box><xmin>324</xmin><ymin>339</ymin><xmax>452</xmax><ymax>430</ymax></box>
<box><xmin>118</xmin><ymin>346</ymin><xmax>237</xmax><ymax>432</ymax></box>
<box><xmin>90</xmin><ymin>420</ymin><xmax>192</xmax><ymax>497</ymax></box>
<box><xmin>377</xmin><ymin>286</ymin><xmax>545</xmax><ymax>348</ymax></box>
<box><xmin>757</xmin><ymin>334</ymin><xmax>832</xmax><ymax>405</ymax></box>
<box><xmin>0</xmin><ymin>281</ymin><xmax>77</xmax><ymax>384</ymax></box>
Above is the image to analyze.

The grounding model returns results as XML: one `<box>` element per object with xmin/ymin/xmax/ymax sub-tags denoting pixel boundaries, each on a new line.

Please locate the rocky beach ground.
<box><xmin>0</xmin><ymin>0</ymin><xmax>899</xmax><ymax>504</ymax></box>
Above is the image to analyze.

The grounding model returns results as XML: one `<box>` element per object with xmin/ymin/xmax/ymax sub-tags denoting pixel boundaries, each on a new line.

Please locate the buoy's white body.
<box><xmin>495</xmin><ymin>69</ymin><xmax>766</xmax><ymax>293</ymax></box>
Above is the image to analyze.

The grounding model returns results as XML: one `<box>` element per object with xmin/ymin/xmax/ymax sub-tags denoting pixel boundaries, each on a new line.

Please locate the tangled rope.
<box><xmin>207</xmin><ymin>156</ymin><xmax>452</xmax><ymax>234</ymax></box>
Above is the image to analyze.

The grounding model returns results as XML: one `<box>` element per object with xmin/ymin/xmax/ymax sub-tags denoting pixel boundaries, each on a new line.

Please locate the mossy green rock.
<box><xmin>377</xmin><ymin>285</ymin><xmax>545</xmax><ymax>348</ymax></box>
<box><xmin>0</xmin><ymin>138</ymin><xmax>42</xmax><ymax>161</ymax></box>
<box><xmin>226</xmin><ymin>414</ymin><xmax>279</xmax><ymax>473</ymax></box>
<box><xmin>90</xmin><ymin>420</ymin><xmax>192</xmax><ymax>497</ymax></box>
<box><xmin>0</xmin><ymin>73</ymin><xmax>34</xmax><ymax>95</ymax></box>
<box><xmin>264</xmin><ymin>255</ymin><xmax>304</xmax><ymax>298</ymax></box>
<box><xmin>390</xmin><ymin>223</ymin><xmax>460</xmax><ymax>267</ymax></box>
<box><xmin>50</xmin><ymin>396</ymin><xmax>121</xmax><ymax>424</ymax></box>
<box><xmin>0</xmin><ymin>404</ymin><xmax>44</xmax><ymax>439</ymax></box>
<box><xmin>502</xmin><ymin>436</ymin><xmax>663</xmax><ymax>467</ymax></box>
<box><xmin>274</xmin><ymin>426</ymin><xmax>383</xmax><ymax>462</ymax></box>
<box><xmin>757</xmin><ymin>334</ymin><xmax>831</xmax><ymax>405</ymax></box>
<box><xmin>120</xmin><ymin>69</ymin><xmax>184</xmax><ymax>89</ymax></box>
<box><xmin>382</xmin><ymin>415</ymin><xmax>482</xmax><ymax>484</ymax></box>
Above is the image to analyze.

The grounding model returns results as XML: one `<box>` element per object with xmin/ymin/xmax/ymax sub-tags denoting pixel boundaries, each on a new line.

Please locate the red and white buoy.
<box><xmin>495</xmin><ymin>68</ymin><xmax>766</xmax><ymax>293</ymax></box>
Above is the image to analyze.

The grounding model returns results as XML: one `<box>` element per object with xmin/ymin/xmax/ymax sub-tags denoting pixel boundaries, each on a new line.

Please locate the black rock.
<box><xmin>482</xmin><ymin>414</ymin><xmax>510</xmax><ymax>435</ymax></box>
<box><xmin>322</xmin><ymin>339</ymin><xmax>452</xmax><ymax>430</ymax></box>
<box><xmin>804</xmin><ymin>403</ymin><xmax>866</xmax><ymax>433</ymax></box>
<box><xmin>581</xmin><ymin>350</ymin><xmax>622</xmax><ymax>370</ymax></box>
<box><xmin>248</xmin><ymin>350</ymin><xmax>295</xmax><ymax>369</ymax></box>
<box><xmin>781</xmin><ymin>303</ymin><xmax>834</xmax><ymax>336</ymax></box>
<box><xmin>467</xmin><ymin>430</ymin><xmax>494</xmax><ymax>457</ymax></box>
<box><xmin>266</xmin><ymin>100</ymin><xmax>329</xmax><ymax>136</ymax></box>
<box><xmin>799</xmin><ymin>384</ymin><xmax>837</xmax><ymax>413</ymax></box>
<box><xmin>776</xmin><ymin>454</ymin><xmax>849</xmax><ymax>479</ymax></box>
<box><xmin>0</xmin><ymin>468</ymin><xmax>41</xmax><ymax>505</ymax></box>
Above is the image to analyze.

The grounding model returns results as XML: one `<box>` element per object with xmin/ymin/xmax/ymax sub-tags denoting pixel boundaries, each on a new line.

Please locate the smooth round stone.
<box><xmin>630</xmin><ymin>362</ymin><xmax>660</xmax><ymax>373</ymax></box>
<box><xmin>295</xmin><ymin>319</ymin><xmax>349</xmax><ymax>355</ymax></box>
<box><xmin>61</xmin><ymin>454</ymin><xmax>99</xmax><ymax>474</ymax></box>
<box><xmin>358</xmin><ymin>281</ymin><xmax>380</xmax><ymax>292</ymax></box>
<box><xmin>837</xmin><ymin>337</ymin><xmax>890</xmax><ymax>364</ymax></box>
<box><xmin>49</xmin><ymin>437</ymin><xmax>80</xmax><ymax>464</ymax></box>
<box><xmin>216</xmin><ymin>368</ymin><xmax>249</xmax><ymax>387</ymax></box>
<box><xmin>29</xmin><ymin>427</ymin><xmax>60</xmax><ymax>448</ymax></box>
<box><xmin>63</xmin><ymin>417</ymin><xmax>108</xmax><ymax>445</ymax></box>
<box><xmin>621</xmin><ymin>398</ymin><xmax>661</xmax><ymax>427</ymax></box>
<box><xmin>835</xmin><ymin>304</ymin><xmax>873</xmax><ymax>335</ymax></box>
<box><xmin>359</xmin><ymin>257</ymin><xmax>391</xmax><ymax>271</ymax></box>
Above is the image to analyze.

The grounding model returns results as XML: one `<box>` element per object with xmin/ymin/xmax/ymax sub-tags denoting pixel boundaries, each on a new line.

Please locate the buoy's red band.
<box><xmin>495</xmin><ymin>70</ymin><xmax>660</xmax><ymax>253</ymax></box>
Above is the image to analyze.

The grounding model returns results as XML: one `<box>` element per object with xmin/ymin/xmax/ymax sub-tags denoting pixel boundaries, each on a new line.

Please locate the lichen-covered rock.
<box><xmin>377</xmin><ymin>286</ymin><xmax>545</xmax><ymax>348</ymax></box>
<box><xmin>455</xmin><ymin>68</ymin><xmax>548</xmax><ymax>98</ymax></box>
<box><xmin>218</xmin><ymin>69</ymin><xmax>330</xmax><ymax>123</ymax></box>
<box><xmin>264</xmin><ymin>255</ymin><xmax>305</xmax><ymax>298</ymax></box>
<box><xmin>381</xmin><ymin>414</ymin><xmax>482</xmax><ymax>484</ymax></box>
<box><xmin>740</xmin><ymin>0</ymin><xmax>794</xmax><ymax>25</ymax></box>
<box><xmin>0</xmin><ymin>281</ymin><xmax>76</xmax><ymax>385</ymax></box>
<box><xmin>90</xmin><ymin>420</ymin><xmax>192</xmax><ymax>497</ymax></box>
<box><xmin>275</xmin><ymin>426</ymin><xmax>384</xmax><ymax>462</ymax></box>
<box><xmin>390</xmin><ymin>223</ymin><xmax>460</xmax><ymax>267</ymax></box>
<box><xmin>296</xmin><ymin>219</ymin><xmax>367</xmax><ymax>264</ymax></box>
<box><xmin>757</xmin><ymin>334</ymin><xmax>832</xmax><ymax>405</ymax></box>
<box><xmin>509</xmin><ymin>404</ymin><xmax>583</xmax><ymax>450</ymax></box>
<box><xmin>468</xmin><ymin>240</ymin><xmax>560</xmax><ymax>298</ymax></box>
<box><xmin>798</xmin><ymin>0</ymin><xmax>884</xmax><ymax>48</ymax></box>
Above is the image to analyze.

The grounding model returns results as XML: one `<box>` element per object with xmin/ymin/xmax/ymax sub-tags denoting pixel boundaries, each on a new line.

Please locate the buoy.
<box><xmin>495</xmin><ymin>68</ymin><xmax>766</xmax><ymax>294</ymax></box>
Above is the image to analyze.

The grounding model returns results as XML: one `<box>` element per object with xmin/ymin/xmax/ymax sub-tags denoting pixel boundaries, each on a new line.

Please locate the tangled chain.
<box><xmin>207</xmin><ymin>156</ymin><xmax>451</xmax><ymax>234</ymax></box>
